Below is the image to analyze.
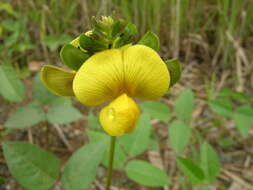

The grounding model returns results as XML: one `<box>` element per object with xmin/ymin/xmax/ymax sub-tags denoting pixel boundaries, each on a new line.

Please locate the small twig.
<box><xmin>27</xmin><ymin>128</ymin><xmax>34</xmax><ymax>144</ymax></box>
<box><xmin>94</xmin><ymin>180</ymin><xmax>105</xmax><ymax>190</ymax></box>
<box><xmin>54</xmin><ymin>125</ymin><xmax>73</xmax><ymax>151</ymax></box>
<box><xmin>221</xmin><ymin>168</ymin><xmax>253</xmax><ymax>190</ymax></box>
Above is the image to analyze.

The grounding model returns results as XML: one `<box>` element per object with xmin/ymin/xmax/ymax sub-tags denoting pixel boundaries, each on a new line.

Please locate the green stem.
<box><xmin>106</xmin><ymin>136</ymin><xmax>116</xmax><ymax>190</ymax></box>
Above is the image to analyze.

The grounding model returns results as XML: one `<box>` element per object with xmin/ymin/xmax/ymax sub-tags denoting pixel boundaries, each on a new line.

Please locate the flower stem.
<box><xmin>106</xmin><ymin>136</ymin><xmax>116</xmax><ymax>190</ymax></box>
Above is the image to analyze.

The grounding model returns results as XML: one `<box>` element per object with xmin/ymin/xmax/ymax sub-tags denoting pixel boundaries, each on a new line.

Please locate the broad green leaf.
<box><xmin>168</xmin><ymin>120</ymin><xmax>192</xmax><ymax>154</ymax></box>
<box><xmin>200</xmin><ymin>142</ymin><xmax>220</xmax><ymax>182</ymax></box>
<box><xmin>120</xmin><ymin>113</ymin><xmax>151</xmax><ymax>156</ymax></box>
<box><xmin>62</xmin><ymin>141</ymin><xmax>107</xmax><ymax>190</ymax></box>
<box><xmin>208</xmin><ymin>98</ymin><xmax>233</xmax><ymax>118</ymax></box>
<box><xmin>140</xmin><ymin>101</ymin><xmax>170</xmax><ymax>121</ymax></box>
<box><xmin>41</xmin><ymin>65</ymin><xmax>75</xmax><ymax>96</ymax></box>
<box><xmin>32</xmin><ymin>73</ymin><xmax>58</xmax><ymax>105</ymax></box>
<box><xmin>0</xmin><ymin>64</ymin><xmax>25</xmax><ymax>102</ymax></box>
<box><xmin>126</xmin><ymin>160</ymin><xmax>170</xmax><ymax>187</ymax></box>
<box><xmin>3</xmin><ymin>142</ymin><xmax>60</xmax><ymax>190</ymax></box>
<box><xmin>42</xmin><ymin>34</ymin><xmax>72</xmax><ymax>51</ymax></box>
<box><xmin>51</xmin><ymin>97</ymin><xmax>72</xmax><ymax>106</ymax></box>
<box><xmin>87</xmin><ymin>130</ymin><xmax>109</xmax><ymax>144</ymax></box>
<box><xmin>87</xmin><ymin>112</ymin><xmax>100</xmax><ymax>130</ymax></box>
<box><xmin>60</xmin><ymin>44</ymin><xmax>89</xmax><ymax>70</ymax></box>
<box><xmin>138</xmin><ymin>31</ymin><xmax>160</xmax><ymax>51</ymax></box>
<box><xmin>47</xmin><ymin>104</ymin><xmax>82</xmax><ymax>125</ymax></box>
<box><xmin>5</xmin><ymin>105</ymin><xmax>45</xmax><ymax>129</ymax></box>
<box><xmin>176</xmin><ymin>157</ymin><xmax>205</xmax><ymax>185</ymax></box>
<box><xmin>149</xmin><ymin>138</ymin><xmax>160</xmax><ymax>151</ymax></box>
<box><xmin>166</xmin><ymin>59</ymin><xmax>181</xmax><ymax>87</ymax></box>
<box><xmin>234</xmin><ymin>106</ymin><xmax>253</xmax><ymax>137</ymax></box>
<box><xmin>175</xmin><ymin>89</ymin><xmax>195</xmax><ymax>121</ymax></box>
<box><xmin>219</xmin><ymin>88</ymin><xmax>250</xmax><ymax>102</ymax></box>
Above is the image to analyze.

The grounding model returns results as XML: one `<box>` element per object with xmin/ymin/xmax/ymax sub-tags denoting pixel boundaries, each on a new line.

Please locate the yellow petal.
<box><xmin>99</xmin><ymin>94</ymin><xmax>140</xmax><ymax>136</ymax></box>
<box><xmin>41</xmin><ymin>65</ymin><xmax>75</xmax><ymax>96</ymax></box>
<box><xmin>73</xmin><ymin>45</ymin><xmax>170</xmax><ymax>106</ymax></box>
<box><xmin>123</xmin><ymin>45</ymin><xmax>170</xmax><ymax>100</ymax></box>
<box><xmin>73</xmin><ymin>49</ymin><xmax>125</xmax><ymax>106</ymax></box>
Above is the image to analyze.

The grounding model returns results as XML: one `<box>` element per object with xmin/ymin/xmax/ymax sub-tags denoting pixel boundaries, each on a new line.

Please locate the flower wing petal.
<box><xmin>41</xmin><ymin>65</ymin><xmax>75</xmax><ymax>96</ymax></box>
<box><xmin>123</xmin><ymin>45</ymin><xmax>170</xmax><ymax>100</ymax></box>
<box><xmin>73</xmin><ymin>49</ymin><xmax>124</xmax><ymax>106</ymax></box>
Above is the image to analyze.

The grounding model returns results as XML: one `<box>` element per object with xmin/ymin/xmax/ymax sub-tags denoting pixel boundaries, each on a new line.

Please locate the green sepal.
<box><xmin>124</xmin><ymin>23</ymin><xmax>138</xmax><ymax>41</ymax></box>
<box><xmin>60</xmin><ymin>44</ymin><xmax>89</xmax><ymax>70</ymax></box>
<box><xmin>79</xmin><ymin>33</ymin><xmax>108</xmax><ymax>53</ymax></box>
<box><xmin>113</xmin><ymin>23</ymin><xmax>137</xmax><ymax>48</ymax></box>
<box><xmin>111</xmin><ymin>20</ymin><xmax>125</xmax><ymax>38</ymax></box>
<box><xmin>166</xmin><ymin>58</ymin><xmax>181</xmax><ymax>87</ymax></box>
<box><xmin>138</xmin><ymin>31</ymin><xmax>160</xmax><ymax>51</ymax></box>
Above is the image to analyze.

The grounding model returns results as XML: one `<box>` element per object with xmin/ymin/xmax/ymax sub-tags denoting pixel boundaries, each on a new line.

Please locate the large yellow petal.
<box><xmin>73</xmin><ymin>49</ymin><xmax>125</xmax><ymax>106</ymax></box>
<box><xmin>123</xmin><ymin>45</ymin><xmax>170</xmax><ymax>100</ymax></box>
<box><xmin>41</xmin><ymin>65</ymin><xmax>75</xmax><ymax>96</ymax></box>
<box><xmin>73</xmin><ymin>45</ymin><xmax>170</xmax><ymax>106</ymax></box>
<box><xmin>99</xmin><ymin>94</ymin><xmax>140</xmax><ymax>136</ymax></box>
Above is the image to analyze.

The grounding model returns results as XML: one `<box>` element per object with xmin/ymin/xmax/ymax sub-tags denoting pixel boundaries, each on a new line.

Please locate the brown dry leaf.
<box><xmin>28</xmin><ymin>61</ymin><xmax>45</xmax><ymax>71</ymax></box>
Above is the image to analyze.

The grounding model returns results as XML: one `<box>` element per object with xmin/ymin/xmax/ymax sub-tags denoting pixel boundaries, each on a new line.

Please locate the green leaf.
<box><xmin>165</xmin><ymin>59</ymin><xmax>181</xmax><ymax>87</ymax></box>
<box><xmin>126</xmin><ymin>160</ymin><xmax>170</xmax><ymax>187</ymax></box>
<box><xmin>87</xmin><ymin>111</ymin><xmax>100</xmax><ymax>130</ymax></box>
<box><xmin>79</xmin><ymin>33</ymin><xmax>107</xmax><ymax>53</ymax></box>
<box><xmin>123</xmin><ymin>23</ymin><xmax>138</xmax><ymax>41</ymax></box>
<box><xmin>0</xmin><ymin>64</ymin><xmax>25</xmax><ymax>102</ymax></box>
<box><xmin>208</xmin><ymin>98</ymin><xmax>233</xmax><ymax>118</ymax></box>
<box><xmin>87</xmin><ymin>130</ymin><xmax>109</xmax><ymax>144</ymax></box>
<box><xmin>234</xmin><ymin>106</ymin><xmax>253</xmax><ymax>137</ymax></box>
<box><xmin>111</xmin><ymin>20</ymin><xmax>125</xmax><ymax>37</ymax></box>
<box><xmin>32</xmin><ymin>73</ymin><xmax>58</xmax><ymax>105</ymax></box>
<box><xmin>42</xmin><ymin>34</ymin><xmax>72</xmax><ymax>51</ymax></box>
<box><xmin>138</xmin><ymin>31</ymin><xmax>160</xmax><ymax>51</ymax></box>
<box><xmin>120</xmin><ymin>113</ymin><xmax>151</xmax><ymax>156</ymax></box>
<box><xmin>60</xmin><ymin>44</ymin><xmax>89</xmax><ymax>70</ymax></box>
<box><xmin>62</xmin><ymin>141</ymin><xmax>107</xmax><ymax>190</ymax></box>
<box><xmin>200</xmin><ymin>142</ymin><xmax>220</xmax><ymax>182</ymax></box>
<box><xmin>5</xmin><ymin>104</ymin><xmax>45</xmax><ymax>129</ymax></box>
<box><xmin>168</xmin><ymin>120</ymin><xmax>192</xmax><ymax>154</ymax></box>
<box><xmin>3</xmin><ymin>142</ymin><xmax>60</xmax><ymax>190</ymax></box>
<box><xmin>176</xmin><ymin>157</ymin><xmax>205</xmax><ymax>185</ymax></box>
<box><xmin>140</xmin><ymin>101</ymin><xmax>170</xmax><ymax>121</ymax></box>
<box><xmin>47</xmin><ymin>104</ymin><xmax>82</xmax><ymax>125</ymax></box>
<box><xmin>218</xmin><ymin>137</ymin><xmax>237</xmax><ymax>148</ymax></box>
<box><xmin>0</xmin><ymin>176</ymin><xmax>5</xmax><ymax>185</ymax></box>
<box><xmin>175</xmin><ymin>89</ymin><xmax>195</xmax><ymax>121</ymax></box>
<box><xmin>0</xmin><ymin>2</ymin><xmax>17</xmax><ymax>16</ymax></box>
<box><xmin>219</xmin><ymin>88</ymin><xmax>251</xmax><ymax>102</ymax></box>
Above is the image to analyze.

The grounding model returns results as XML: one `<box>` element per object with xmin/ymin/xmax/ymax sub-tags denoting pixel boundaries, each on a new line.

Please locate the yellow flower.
<box><xmin>41</xmin><ymin>44</ymin><xmax>170</xmax><ymax>136</ymax></box>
